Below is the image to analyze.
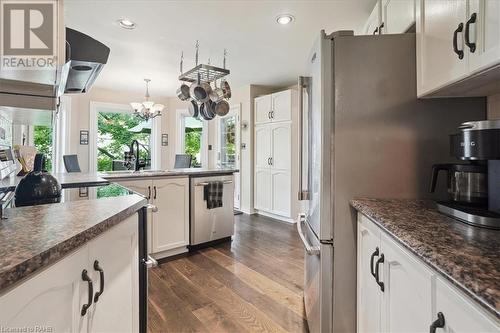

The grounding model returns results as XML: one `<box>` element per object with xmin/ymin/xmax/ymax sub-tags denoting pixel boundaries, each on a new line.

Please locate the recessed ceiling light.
<box><xmin>118</xmin><ymin>18</ymin><xmax>136</xmax><ymax>30</ymax></box>
<box><xmin>276</xmin><ymin>14</ymin><xmax>294</xmax><ymax>25</ymax></box>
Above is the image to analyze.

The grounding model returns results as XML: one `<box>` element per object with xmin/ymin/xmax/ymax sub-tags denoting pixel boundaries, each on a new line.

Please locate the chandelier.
<box><xmin>130</xmin><ymin>79</ymin><xmax>164</xmax><ymax>120</ymax></box>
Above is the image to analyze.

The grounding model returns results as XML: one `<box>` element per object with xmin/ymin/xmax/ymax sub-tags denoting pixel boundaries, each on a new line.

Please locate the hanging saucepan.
<box><xmin>189</xmin><ymin>78</ymin><xmax>212</xmax><ymax>103</ymax></box>
<box><xmin>203</xmin><ymin>100</ymin><xmax>216</xmax><ymax>120</ymax></box>
<box><xmin>199</xmin><ymin>102</ymin><xmax>209</xmax><ymax>120</ymax></box>
<box><xmin>221</xmin><ymin>80</ymin><xmax>231</xmax><ymax>99</ymax></box>
<box><xmin>214</xmin><ymin>99</ymin><xmax>230</xmax><ymax>117</ymax></box>
<box><xmin>187</xmin><ymin>99</ymin><xmax>199</xmax><ymax>118</ymax></box>
<box><xmin>177</xmin><ymin>83</ymin><xmax>191</xmax><ymax>101</ymax></box>
<box><xmin>209</xmin><ymin>80</ymin><xmax>225</xmax><ymax>103</ymax></box>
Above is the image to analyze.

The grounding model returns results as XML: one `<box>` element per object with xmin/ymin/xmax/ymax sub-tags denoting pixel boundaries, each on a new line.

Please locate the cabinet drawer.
<box><xmin>435</xmin><ymin>277</ymin><xmax>499</xmax><ymax>333</ymax></box>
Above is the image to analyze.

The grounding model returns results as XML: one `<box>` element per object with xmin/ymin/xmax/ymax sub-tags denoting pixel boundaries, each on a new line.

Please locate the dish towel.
<box><xmin>203</xmin><ymin>181</ymin><xmax>224</xmax><ymax>209</ymax></box>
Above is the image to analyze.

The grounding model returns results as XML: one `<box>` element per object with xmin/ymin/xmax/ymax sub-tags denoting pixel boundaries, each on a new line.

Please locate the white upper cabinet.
<box><xmin>417</xmin><ymin>0</ymin><xmax>468</xmax><ymax>96</ymax></box>
<box><xmin>382</xmin><ymin>0</ymin><xmax>415</xmax><ymax>34</ymax></box>
<box><xmin>468</xmin><ymin>0</ymin><xmax>500</xmax><ymax>73</ymax></box>
<box><xmin>364</xmin><ymin>0</ymin><xmax>382</xmax><ymax>35</ymax></box>
<box><xmin>417</xmin><ymin>0</ymin><xmax>500</xmax><ymax>96</ymax></box>
<box><xmin>255</xmin><ymin>94</ymin><xmax>272</xmax><ymax>124</ymax></box>
<box><xmin>271</xmin><ymin>90</ymin><xmax>292</xmax><ymax>123</ymax></box>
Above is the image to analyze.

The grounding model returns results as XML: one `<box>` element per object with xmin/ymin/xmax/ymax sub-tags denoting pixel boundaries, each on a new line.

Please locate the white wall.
<box><xmin>487</xmin><ymin>92</ymin><xmax>500</xmax><ymax>119</ymax></box>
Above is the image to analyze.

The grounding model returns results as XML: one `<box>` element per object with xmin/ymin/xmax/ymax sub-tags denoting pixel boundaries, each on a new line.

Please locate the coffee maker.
<box><xmin>430</xmin><ymin>120</ymin><xmax>500</xmax><ymax>229</ymax></box>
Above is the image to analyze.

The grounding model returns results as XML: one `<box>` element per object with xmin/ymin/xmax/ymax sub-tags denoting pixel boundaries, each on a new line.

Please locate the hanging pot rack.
<box><xmin>178</xmin><ymin>41</ymin><xmax>230</xmax><ymax>83</ymax></box>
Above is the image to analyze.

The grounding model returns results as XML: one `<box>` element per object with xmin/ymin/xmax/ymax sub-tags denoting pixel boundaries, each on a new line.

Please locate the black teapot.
<box><xmin>15</xmin><ymin>154</ymin><xmax>62</xmax><ymax>207</ymax></box>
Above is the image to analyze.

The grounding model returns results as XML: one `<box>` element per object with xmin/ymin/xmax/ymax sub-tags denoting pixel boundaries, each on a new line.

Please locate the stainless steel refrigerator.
<box><xmin>296</xmin><ymin>31</ymin><xmax>486</xmax><ymax>333</ymax></box>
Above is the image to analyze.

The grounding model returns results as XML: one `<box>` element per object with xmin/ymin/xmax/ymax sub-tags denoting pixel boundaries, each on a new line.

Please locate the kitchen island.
<box><xmin>351</xmin><ymin>198</ymin><xmax>500</xmax><ymax>332</ymax></box>
<box><xmin>100</xmin><ymin>168</ymin><xmax>238</xmax><ymax>259</ymax></box>
<box><xmin>0</xmin><ymin>184</ymin><xmax>148</xmax><ymax>332</ymax></box>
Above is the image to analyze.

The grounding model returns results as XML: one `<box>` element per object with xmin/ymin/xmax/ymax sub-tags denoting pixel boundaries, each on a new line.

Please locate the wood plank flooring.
<box><xmin>148</xmin><ymin>213</ymin><xmax>308</xmax><ymax>333</ymax></box>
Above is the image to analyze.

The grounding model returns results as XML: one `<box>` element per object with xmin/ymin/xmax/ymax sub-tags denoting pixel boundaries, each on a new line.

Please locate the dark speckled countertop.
<box><xmin>0</xmin><ymin>193</ymin><xmax>147</xmax><ymax>294</ymax></box>
<box><xmin>350</xmin><ymin>199</ymin><xmax>500</xmax><ymax>319</ymax></box>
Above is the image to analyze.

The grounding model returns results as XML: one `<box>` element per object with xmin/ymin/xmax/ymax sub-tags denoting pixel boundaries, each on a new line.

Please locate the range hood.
<box><xmin>58</xmin><ymin>28</ymin><xmax>110</xmax><ymax>95</ymax></box>
<box><xmin>0</xmin><ymin>27</ymin><xmax>110</xmax><ymax>111</ymax></box>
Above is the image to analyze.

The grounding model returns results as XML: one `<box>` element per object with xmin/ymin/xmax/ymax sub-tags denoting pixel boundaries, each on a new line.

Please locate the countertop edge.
<box><xmin>0</xmin><ymin>196</ymin><xmax>147</xmax><ymax>295</ymax></box>
<box><xmin>350</xmin><ymin>199</ymin><xmax>500</xmax><ymax>320</ymax></box>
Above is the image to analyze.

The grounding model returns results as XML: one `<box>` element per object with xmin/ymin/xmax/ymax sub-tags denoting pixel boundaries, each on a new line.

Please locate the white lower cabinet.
<box><xmin>0</xmin><ymin>214</ymin><xmax>139</xmax><ymax>332</ymax></box>
<box><xmin>357</xmin><ymin>213</ymin><xmax>500</xmax><ymax>333</ymax></box>
<box><xmin>117</xmin><ymin>177</ymin><xmax>189</xmax><ymax>258</ymax></box>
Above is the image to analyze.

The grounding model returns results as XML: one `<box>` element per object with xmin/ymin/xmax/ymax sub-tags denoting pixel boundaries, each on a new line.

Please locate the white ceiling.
<box><xmin>65</xmin><ymin>0</ymin><xmax>376</xmax><ymax>98</ymax></box>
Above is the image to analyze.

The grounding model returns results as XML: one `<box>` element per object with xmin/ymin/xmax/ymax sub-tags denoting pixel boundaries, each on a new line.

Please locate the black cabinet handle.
<box><xmin>271</xmin><ymin>111</ymin><xmax>274</xmax><ymax>119</ymax></box>
<box><xmin>373</xmin><ymin>27</ymin><xmax>378</xmax><ymax>35</ymax></box>
<box><xmin>378</xmin><ymin>22</ymin><xmax>384</xmax><ymax>35</ymax></box>
<box><xmin>268</xmin><ymin>111</ymin><xmax>271</xmax><ymax>120</ymax></box>
<box><xmin>267</xmin><ymin>157</ymin><xmax>271</xmax><ymax>165</ymax></box>
<box><xmin>153</xmin><ymin>186</ymin><xmax>157</xmax><ymax>200</ymax></box>
<box><xmin>93</xmin><ymin>260</ymin><xmax>105</xmax><ymax>303</ymax></box>
<box><xmin>270</xmin><ymin>157</ymin><xmax>273</xmax><ymax>166</ymax></box>
<box><xmin>430</xmin><ymin>312</ymin><xmax>445</xmax><ymax>333</ymax></box>
<box><xmin>81</xmin><ymin>269</ymin><xmax>93</xmax><ymax>316</ymax></box>
<box><xmin>147</xmin><ymin>186</ymin><xmax>151</xmax><ymax>200</ymax></box>
<box><xmin>453</xmin><ymin>23</ymin><xmax>464</xmax><ymax>59</ymax></box>
<box><xmin>370</xmin><ymin>247</ymin><xmax>380</xmax><ymax>278</ymax></box>
<box><xmin>465</xmin><ymin>13</ymin><xmax>477</xmax><ymax>53</ymax></box>
<box><xmin>374</xmin><ymin>253</ymin><xmax>385</xmax><ymax>292</ymax></box>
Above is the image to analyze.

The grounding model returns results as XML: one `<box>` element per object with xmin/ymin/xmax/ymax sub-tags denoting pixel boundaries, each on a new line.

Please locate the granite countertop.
<box><xmin>0</xmin><ymin>193</ymin><xmax>147</xmax><ymax>294</ymax></box>
<box><xmin>350</xmin><ymin>198</ymin><xmax>500</xmax><ymax>319</ymax></box>
<box><xmin>0</xmin><ymin>172</ymin><xmax>109</xmax><ymax>191</ymax></box>
<box><xmin>99</xmin><ymin>168</ymin><xmax>238</xmax><ymax>180</ymax></box>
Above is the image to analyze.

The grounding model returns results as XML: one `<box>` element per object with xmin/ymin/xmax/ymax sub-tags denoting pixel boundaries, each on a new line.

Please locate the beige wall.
<box><xmin>487</xmin><ymin>92</ymin><xmax>500</xmax><ymax>119</ymax></box>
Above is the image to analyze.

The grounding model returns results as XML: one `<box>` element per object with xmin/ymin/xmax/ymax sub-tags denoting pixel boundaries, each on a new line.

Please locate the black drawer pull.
<box><xmin>453</xmin><ymin>23</ymin><xmax>464</xmax><ymax>59</ymax></box>
<box><xmin>81</xmin><ymin>269</ymin><xmax>93</xmax><ymax>316</ymax></box>
<box><xmin>465</xmin><ymin>13</ymin><xmax>477</xmax><ymax>52</ymax></box>
<box><xmin>374</xmin><ymin>253</ymin><xmax>385</xmax><ymax>292</ymax></box>
<box><xmin>430</xmin><ymin>312</ymin><xmax>445</xmax><ymax>333</ymax></box>
<box><xmin>370</xmin><ymin>247</ymin><xmax>379</xmax><ymax>278</ymax></box>
<box><xmin>93</xmin><ymin>260</ymin><xmax>105</xmax><ymax>303</ymax></box>
<box><xmin>373</xmin><ymin>27</ymin><xmax>378</xmax><ymax>35</ymax></box>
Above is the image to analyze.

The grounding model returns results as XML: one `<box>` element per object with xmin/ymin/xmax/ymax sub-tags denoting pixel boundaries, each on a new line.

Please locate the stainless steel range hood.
<box><xmin>58</xmin><ymin>28</ymin><xmax>110</xmax><ymax>95</ymax></box>
<box><xmin>0</xmin><ymin>27</ymin><xmax>110</xmax><ymax>111</ymax></box>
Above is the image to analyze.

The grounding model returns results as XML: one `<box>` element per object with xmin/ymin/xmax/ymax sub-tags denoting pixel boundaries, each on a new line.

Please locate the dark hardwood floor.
<box><xmin>147</xmin><ymin>213</ymin><xmax>308</xmax><ymax>333</ymax></box>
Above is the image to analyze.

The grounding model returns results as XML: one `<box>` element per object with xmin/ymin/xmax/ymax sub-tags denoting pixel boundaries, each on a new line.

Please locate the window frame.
<box><xmin>175</xmin><ymin>109</ymin><xmax>208</xmax><ymax>168</ymax></box>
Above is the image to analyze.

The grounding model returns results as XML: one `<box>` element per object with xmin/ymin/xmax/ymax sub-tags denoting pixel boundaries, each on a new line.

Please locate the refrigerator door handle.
<box><xmin>298</xmin><ymin>76</ymin><xmax>311</xmax><ymax>201</ymax></box>
<box><xmin>296</xmin><ymin>214</ymin><xmax>320</xmax><ymax>255</ymax></box>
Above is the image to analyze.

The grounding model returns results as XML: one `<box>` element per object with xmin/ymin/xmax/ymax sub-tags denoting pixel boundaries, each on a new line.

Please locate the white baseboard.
<box><xmin>239</xmin><ymin>208</ymin><xmax>255</xmax><ymax>215</ymax></box>
<box><xmin>254</xmin><ymin>210</ymin><xmax>295</xmax><ymax>223</ymax></box>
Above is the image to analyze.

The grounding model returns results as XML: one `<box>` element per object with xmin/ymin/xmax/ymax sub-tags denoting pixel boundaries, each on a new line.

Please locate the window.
<box><xmin>97</xmin><ymin>112</ymin><xmax>151</xmax><ymax>172</ymax></box>
<box><xmin>177</xmin><ymin>110</ymin><xmax>207</xmax><ymax>168</ymax></box>
<box><xmin>33</xmin><ymin>125</ymin><xmax>53</xmax><ymax>171</ymax></box>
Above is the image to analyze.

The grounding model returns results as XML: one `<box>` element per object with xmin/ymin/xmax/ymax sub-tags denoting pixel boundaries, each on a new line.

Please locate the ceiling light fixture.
<box><xmin>130</xmin><ymin>79</ymin><xmax>164</xmax><ymax>121</ymax></box>
<box><xmin>118</xmin><ymin>18</ymin><xmax>136</xmax><ymax>30</ymax></box>
<box><xmin>276</xmin><ymin>14</ymin><xmax>294</xmax><ymax>25</ymax></box>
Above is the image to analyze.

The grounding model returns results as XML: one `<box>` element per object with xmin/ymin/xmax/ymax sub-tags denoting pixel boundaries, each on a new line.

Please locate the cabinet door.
<box><xmin>435</xmin><ymin>277</ymin><xmax>499</xmax><ymax>333</ymax></box>
<box><xmin>271</xmin><ymin>90</ymin><xmax>292</xmax><ymax>122</ymax></box>
<box><xmin>380</xmin><ymin>233</ymin><xmax>433</xmax><ymax>333</ymax></box>
<box><xmin>254</xmin><ymin>168</ymin><xmax>271</xmax><ymax>211</ymax></box>
<box><xmin>468</xmin><ymin>0</ymin><xmax>500</xmax><ymax>73</ymax></box>
<box><xmin>364</xmin><ymin>1</ymin><xmax>382</xmax><ymax>35</ymax></box>
<box><xmin>255</xmin><ymin>125</ymin><xmax>272</xmax><ymax>169</ymax></box>
<box><xmin>271</xmin><ymin>123</ymin><xmax>291</xmax><ymax>171</ymax></box>
<box><xmin>271</xmin><ymin>170</ymin><xmax>291</xmax><ymax>217</ymax></box>
<box><xmin>418</xmin><ymin>0</ymin><xmax>468</xmax><ymax>95</ymax></box>
<box><xmin>255</xmin><ymin>94</ymin><xmax>272</xmax><ymax>124</ymax></box>
<box><xmin>152</xmin><ymin>177</ymin><xmax>189</xmax><ymax>253</ymax></box>
<box><xmin>0</xmin><ymin>246</ymin><xmax>89</xmax><ymax>332</ymax></box>
<box><xmin>357</xmin><ymin>215</ymin><xmax>382</xmax><ymax>333</ymax></box>
<box><xmin>88</xmin><ymin>214</ymin><xmax>139</xmax><ymax>333</ymax></box>
<box><xmin>116</xmin><ymin>180</ymin><xmax>152</xmax><ymax>200</ymax></box>
<box><xmin>383</xmin><ymin>0</ymin><xmax>414</xmax><ymax>34</ymax></box>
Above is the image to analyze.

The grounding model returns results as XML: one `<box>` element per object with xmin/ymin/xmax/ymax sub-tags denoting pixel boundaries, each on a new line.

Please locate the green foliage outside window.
<box><xmin>185</xmin><ymin>127</ymin><xmax>202</xmax><ymax>167</ymax></box>
<box><xmin>33</xmin><ymin>125</ymin><xmax>52</xmax><ymax>171</ymax></box>
<box><xmin>97</xmin><ymin>112</ymin><xmax>151</xmax><ymax>171</ymax></box>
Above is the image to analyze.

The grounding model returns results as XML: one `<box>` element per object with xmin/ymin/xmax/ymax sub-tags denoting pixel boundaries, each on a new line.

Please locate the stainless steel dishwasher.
<box><xmin>190</xmin><ymin>174</ymin><xmax>235</xmax><ymax>246</ymax></box>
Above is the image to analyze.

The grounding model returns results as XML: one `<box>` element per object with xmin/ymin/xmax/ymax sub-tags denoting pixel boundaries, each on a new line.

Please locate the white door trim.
<box><xmin>52</xmin><ymin>96</ymin><xmax>72</xmax><ymax>173</ymax></box>
<box><xmin>89</xmin><ymin>101</ymin><xmax>160</xmax><ymax>172</ymax></box>
<box><xmin>175</xmin><ymin>109</ymin><xmax>208</xmax><ymax>168</ymax></box>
